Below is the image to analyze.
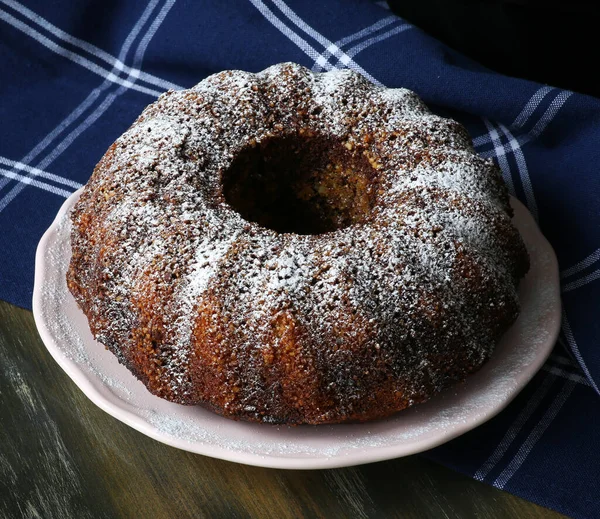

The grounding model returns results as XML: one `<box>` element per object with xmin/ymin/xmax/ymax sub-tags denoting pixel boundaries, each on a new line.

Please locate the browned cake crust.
<box><xmin>67</xmin><ymin>63</ymin><xmax>529</xmax><ymax>425</ymax></box>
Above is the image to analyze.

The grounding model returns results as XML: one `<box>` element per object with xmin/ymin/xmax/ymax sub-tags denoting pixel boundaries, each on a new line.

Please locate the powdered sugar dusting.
<box><xmin>37</xmin><ymin>186</ymin><xmax>559</xmax><ymax>466</ymax></box>
<box><xmin>186</xmin><ymin>234</ymin><xmax>240</xmax><ymax>299</ymax></box>
<box><xmin>66</xmin><ymin>63</ymin><xmax>529</xmax><ymax>425</ymax></box>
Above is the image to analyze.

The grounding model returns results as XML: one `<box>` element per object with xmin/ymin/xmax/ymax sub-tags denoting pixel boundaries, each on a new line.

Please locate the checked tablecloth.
<box><xmin>1</xmin><ymin>1</ymin><xmax>600</xmax><ymax>517</ymax></box>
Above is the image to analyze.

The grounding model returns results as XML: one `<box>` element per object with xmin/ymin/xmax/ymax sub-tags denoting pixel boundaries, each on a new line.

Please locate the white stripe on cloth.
<box><xmin>482</xmin><ymin>119</ymin><xmax>516</xmax><ymax>195</ymax></box>
<box><xmin>550</xmin><ymin>352</ymin><xmax>580</xmax><ymax>369</ymax></box>
<box><xmin>271</xmin><ymin>0</ymin><xmax>354</xmax><ymax>52</ymax></box>
<box><xmin>496</xmin><ymin>122</ymin><xmax>538</xmax><ymax>220</ymax></box>
<box><xmin>34</xmin><ymin>0</ymin><xmax>176</xmax><ymax>172</ymax></box>
<box><xmin>472</xmin><ymin>86</ymin><xmax>554</xmax><ymax>148</ymax></box>
<box><xmin>35</xmin><ymin>93</ymin><xmax>123</xmax><ymax>173</ymax></box>
<box><xmin>562</xmin><ymin>269</ymin><xmax>600</xmax><ymax>293</ymax></box>
<box><xmin>561</xmin><ymin>248</ymin><xmax>600</xmax><ymax>279</ymax></box>
<box><xmin>130</xmin><ymin>0</ymin><xmax>176</xmax><ymax>79</ymax></box>
<box><xmin>540</xmin><ymin>354</ymin><xmax>590</xmax><ymax>387</ymax></box>
<box><xmin>0</xmin><ymin>84</ymin><xmax>109</xmax><ymax>193</ymax></box>
<box><xmin>0</xmin><ymin>0</ymin><xmax>158</xmax><ymax>193</ymax></box>
<box><xmin>493</xmin><ymin>379</ymin><xmax>576</xmax><ymax>489</ymax></box>
<box><xmin>542</xmin><ymin>365</ymin><xmax>591</xmax><ymax>387</ymax></box>
<box><xmin>473</xmin><ymin>372</ymin><xmax>556</xmax><ymax>482</ymax></box>
<box><xmin>476</xmin><ymin>90</ymin><xmax>573</xmax><ymax>160</ymax></box>
<box><xmin>0</xmin><ymin>0</ymin><xmax>175</xmax><ymax>212</ymax></box>
<box><xmin>0</xmin><ymin>168</ymin><xmax>73</xmax><ymax>198</ymax></box>
<box><xmin>0</xmin><ymin>0</ymin><xmax>162</xmax><ymax>204</ymax></box>
<box><xmin>513</xmin><ymin>86</ymin><xmax>555</xmax><ymax>128</ymax></box>
<box><xmin>546</xmin><ymin>353</ymin><xmax>592</xmax><ymax>388</ymax></box>
<box><xmin>337</xmin><ymin>23</ymin><xmax>412</xmax><ymax>66</ymax></box>
<box><xmin>549</xmin><ymin>350</ymin><xmax>595</xmax><ymax>388</ymax></box>
<box><xmin>264</xmin><ymin>0</ymin><xmax>383</xmax><ymax>85</ymax></box>
<box><xmin>0</xmin><ymin>9</ymin><xmax>164</xmax><ymax>97</ymax></box>
<box><xmin>335</xmin><ymin>16</ymin><xmax>399</xmax><ymax>48</ymax></box>
<box><xmin>562</xmin><ymin>310</ymin><xmax>600</xmax><ymax>395</ymax></box>
<box><xmin>312</xmin><ymin>15</ymin><xmax>400</xmax><ymax>72</ymax></box>
<box><xmin>0</xmin><ymin>157</ymin><xmax>82</xmax><ymax>190</ymax></box>
<box><xmin>248</xmin><ymin>0</ymin><xmax>329</xmax><ymax>67</ymax></box>
<box><xmin>1</xmin><ymin>0</ymin><xmax>182</xmax><ymax>92</ymax></box>
<box><xmin>528</xmin><ymin>90</ymin><xmax>572</xmax><ymax>140</ymax></box>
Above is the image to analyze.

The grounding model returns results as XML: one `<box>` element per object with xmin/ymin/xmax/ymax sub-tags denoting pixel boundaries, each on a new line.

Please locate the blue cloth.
<box><xmin>1</xmin><ymin>1</ymin><xmax>599</xmax><ymax>516</ymax></box>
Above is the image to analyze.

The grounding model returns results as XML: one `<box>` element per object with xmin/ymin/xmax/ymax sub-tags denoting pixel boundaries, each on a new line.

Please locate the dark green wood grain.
<box><xmin>0</xmin><ymin>299</ymin><xmax>565</xmax><ymax>519</ymax></box>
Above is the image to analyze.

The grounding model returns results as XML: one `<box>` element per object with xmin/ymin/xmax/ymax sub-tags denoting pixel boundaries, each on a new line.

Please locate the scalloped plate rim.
<box><xmin>32</xmin><ymin>188</ymin><xmax>561</xmax><ymax>469</ymax></box>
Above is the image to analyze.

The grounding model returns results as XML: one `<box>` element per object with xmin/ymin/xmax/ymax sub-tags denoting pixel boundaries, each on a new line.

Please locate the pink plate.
<box><xmin>33</xmin><ymin>190</ymin><xmax>561</xmax><ymax>469</ymax></box>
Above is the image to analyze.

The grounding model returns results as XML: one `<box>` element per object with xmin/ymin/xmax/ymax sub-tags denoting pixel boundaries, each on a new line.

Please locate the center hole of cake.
<box><xmin>222</xmin><ymin>134</ymin><xmax>379</xmax><ymax>235</ymax></box>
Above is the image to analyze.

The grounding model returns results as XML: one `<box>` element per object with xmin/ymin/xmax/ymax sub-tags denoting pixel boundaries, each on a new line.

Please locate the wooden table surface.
<box><xmin>0</xmin><ymin>299</ymin><xmax>565</xmax><ymax>519</ymax></box>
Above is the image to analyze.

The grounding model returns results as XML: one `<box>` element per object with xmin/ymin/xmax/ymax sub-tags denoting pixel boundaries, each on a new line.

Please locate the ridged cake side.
<box><xmin>67</xmin><ymin>63</ymin><xmax>529</xmax><ymax>425</ymax></box>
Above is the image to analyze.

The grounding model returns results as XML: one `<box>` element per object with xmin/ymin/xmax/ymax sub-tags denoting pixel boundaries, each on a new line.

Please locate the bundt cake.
<box><xmin>67</xmin><ymin>63</ymin><xmax>529</xmax><ymax>425</ymax></box>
